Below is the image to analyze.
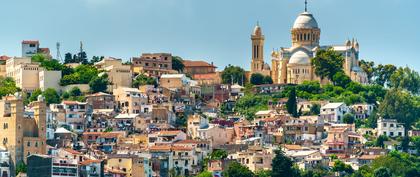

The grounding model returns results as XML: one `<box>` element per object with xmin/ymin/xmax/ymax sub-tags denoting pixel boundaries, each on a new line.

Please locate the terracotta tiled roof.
<box><xmin>172</xmin><ymin>146</ymin><xmax>193</xmax><ymax>151</ymax></box>
<box><xmin>0</xmin><ymin>55</ymin><xmax>10</xmax><ymax>61</ymax></box>
<box><xmin>192</xmin><ymin>73</ymin><xmax>218</xmax><ymax>80</ymax></box>
<box><xmin>174</xmin><ymin>139</ymin><xmax>204</xmax><ymax>144</ymax></box>
<box><xmin>149</xmin><ymin>145</ymin><xmax>172</xmax><ymax>151</ymax></box>
<box><xmin>22</xmin><ymin>40</ymin><xmax>39</xmax><ymax>45</ymax></box>
<box><xmin>39</xmin><ymin>48</ymin><xmax>50</xmax><ymax>54</ymax></box>
<box><xmin>359</xmin><ymin>154</ymin><xmax>381</xmax><ymax>160</ymax></box>
<box><xmin>80</xmin><ymin>159</ymin><xmax>101</xmax><ymax>165</ymax></box>
<box><xmin>283</xmin><ymin>144</ymin><xmax>303</xmax><ymax>150</ymax></box>
<box><xmin>183</xmin><ymin>60</ymin><xmax>216</xmax><ymax>68</ymax></box>
<box><xmin>86</xmin><ymin>92</ymin><xmax>112</xmax><ymax>97</ymax></box>
<box><xmin>64</xmin><ymin>148</ymin><xmax>82</xmax><ymax>155</ymax></box>
<box><xmin>83</xmin><ymin>132</ymin><xmax>103</xmax><ymax>135</ymax></box>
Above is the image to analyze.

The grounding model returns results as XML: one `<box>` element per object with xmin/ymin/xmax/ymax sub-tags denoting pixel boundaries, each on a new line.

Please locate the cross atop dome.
<box><xmin>305</xmin><ymin>0</ymin><xmax>308</xmax><ymax>12</ymax></box>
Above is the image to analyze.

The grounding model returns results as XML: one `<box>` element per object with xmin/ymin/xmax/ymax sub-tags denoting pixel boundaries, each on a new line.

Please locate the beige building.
<box><xmin>6</xmin><ymin>57</ymin><xmax>62</xmax><ymax>92</ymax></box>
<box><xmin>113</xmin><ymin>87</ymin><xmax>148</xmax><ymax>114</ymax></box>
<box><xmin>132</xmin><ymin>53</ymin><xmax>174</xmax><ymax>77</ymax></box>
<box><xmin>187</xmin><ymin>114</ymin><xmax>209</xmax><ymax>139</ymax></box>
<box><xmin>39</xmin><ymin>70</ymin><xmax>62</xmax><ymax>91</ymax></box>
<box><xmin>94</xmin><ymin>57</ymin><xmax>132</xmax><ymax>90</ymax></box>
<box><xmin>229</xmin><ymin>146</ymin><xmax>273</xmax><ymax>172</ymax></box>
<box><xmin>0</xmin><ymin>95</ymin><xmax>47</xmax><ymax>170</ymax></box>
<box><xmin>253</xmin><ymin>5</ymin><xmax>367</xmax><ymax>84</ymax></box>
<box><xmin>106</xmin><ymin>154</ymin><xmax>146</xmax><ymax>177</ymax></box>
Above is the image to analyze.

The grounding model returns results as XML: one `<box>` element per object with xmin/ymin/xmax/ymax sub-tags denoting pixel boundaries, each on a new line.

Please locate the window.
<box><xmin>27</xmin><ymin>142</ymin><xmax>31</xmax><ymax>147</ymax></box>
<box><xmin>383</xmin><ymin>123</ymin><xmax>387</xmax><ymax>127</ymax></box>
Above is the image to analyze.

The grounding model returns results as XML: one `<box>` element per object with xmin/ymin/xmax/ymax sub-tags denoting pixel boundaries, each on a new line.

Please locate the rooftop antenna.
<box><xmin>79</xmin><ymin>41</ymin><xmax>84</xmax><ymax>61</ymax></box>
<box><xmin>305</xmin><ymin>0</ymin><xmax>308</xmax><ymax>12</ymax></box>
<box><xmin>56</xmin><ymin>42</ymin><xmax>62</xmax><ymax>62</ymax></box>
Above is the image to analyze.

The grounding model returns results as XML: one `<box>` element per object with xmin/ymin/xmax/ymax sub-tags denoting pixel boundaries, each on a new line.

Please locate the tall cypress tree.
<box><xmin>287</xmin><ymin>87</ymin><xmax>298</xmax><ymax>117</ymax></box>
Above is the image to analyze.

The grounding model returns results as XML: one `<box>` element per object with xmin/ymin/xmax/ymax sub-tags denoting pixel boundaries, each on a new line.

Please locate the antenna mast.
<box><xmin>56</xmin><ymin>42</ymin><xmax>62</xmax><ymax>62</ymax></box>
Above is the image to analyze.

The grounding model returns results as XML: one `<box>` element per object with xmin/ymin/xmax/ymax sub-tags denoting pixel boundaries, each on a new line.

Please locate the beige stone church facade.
<box><xmin>250</xmin><ymin>6</ymin><xmax>367</xmax><ymax>84</ymax></box>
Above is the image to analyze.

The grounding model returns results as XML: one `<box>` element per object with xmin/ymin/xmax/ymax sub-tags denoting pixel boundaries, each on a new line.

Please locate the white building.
<box><xmin>0</xmin><ymin>149</ymin><xmax>11</xmax><ymax>177</ymax></box>
<box><xmin>22</xmin><ymin>40</ymin><xmax>40</xmax><ymax>57</ymax></box>
<box><xmin>351</xmin><ymin>104</ymin><xmax>374</xmax><ymax>119</ymax></box>
<box><xmin>39</xmin><ymin>70</ymin><xmax>62</xmax><ymax>91</ymax></box>
<box><xmin>377</xmin><ymin>119</ymin><xmax>405</xmax><ymax>137</ymax></box>
<box><xmin>320</xmin><ymin>102</ymin><xmax>349</xmax><ymax>123</ymax></box>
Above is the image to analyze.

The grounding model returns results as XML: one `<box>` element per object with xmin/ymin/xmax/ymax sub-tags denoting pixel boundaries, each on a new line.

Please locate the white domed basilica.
<box><xmin>251</xmin><ymin>3</ymin><xmax>367</xmax><ymax>84</ymax></box>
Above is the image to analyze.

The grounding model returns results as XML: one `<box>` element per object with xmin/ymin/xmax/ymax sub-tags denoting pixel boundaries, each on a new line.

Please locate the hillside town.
<box><xmin>0</xmin><ymin>2</ymin><xmax>420</xmax><ymax>177</ymax></box>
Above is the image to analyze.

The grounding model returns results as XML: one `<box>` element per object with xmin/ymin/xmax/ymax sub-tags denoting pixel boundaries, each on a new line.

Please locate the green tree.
<box><xmin>64</xmin><ymin>52</ymin><xmax>74</xmax><ymax>63</ymax></box>
<box><xmin>332</xmin><ymin>71</ymin><xmax>351</xmax><ymax>87</ymax></box>
<box><xmin>389</xmin><ymin>67</ymin><xmax>420</xmax><ymax>94</ymax></box>
<box><xmin>375</xmin><ymin>135</ymin><xmax>389</xmax><ymax>148</ymax></box>
<box><xmin>16</xmin><ymin>162</ymin><xmax>27</xmax><ymax>175</ymax></box>
<box><xmin>360</xmin><ymin>60</ymin><xmax>375</xmax><ymax>83</ymax></box>
<box><xmin>209</xmin><ymin>150</ymin><xmax>228</xmax><ymax>160</ymax></box>
<box><xmin>286</xmin><ymin>87</ymin><xmax>298</xmax><ymax>117</ymax></box>
<box><xmin>132</xmin><ymin>74</ymin><xmax>156</xmax><ymax>88</ymax></box>
<box><xmin>60</xmin><ymin>64</ymin><xmax>99</xmax><ymax>86</ymax></box>
<box><xmin>222</xmin><ymin>161</ymin><xmax>254</xmax><ymax>177</ymax></box>
<box><xmin>370</xmin><ymin>151</ymin><xmax>412</xmax><ymax>177</ymax></box>
<box><xmin>255</xmin><ymin>169</ymin><xmax>271</xmax><ymax>177</ymax></box>
<box><xmin>89</xmin><ymin>74</ymin><xmax>109</xmax><ymax>93</ymax></box>
<box><xmin>43</xmin><ymin>88</ymin><xmax>61</xmax><ymax>105</ymax></box>
<box><xmin>271</xmin><ymin>150</ymin><xmax>299</xmax><ymax>177</ymax></box>
<box><xmin>332</xmin><ymin>160</ymin><xmax>354</xmax><ymax>174</ymax></box>
<box><xmin>221</xmin><ymin>65</ymin><xmax>246</xmax><ymax>85</ymax></box>
<box><xmin>250</xmin><ymin>73</ymin><xmax>265</xmax><ymax>85</ymax></box>
<box><xmin>196</xmin><ymin>171</ymin><xmax>212</xmax><ymax>177</ymax></box>
<box><xmin>263</xmin><ymin>76</ymin><xmax>273</xmax><ymax>84</ymax></box>
<box><xmin>374</xmin><ymin>64</ymin><xmax>397</xmax><ymax>87</ymax></box>
<box><xmin>310</xmin><ymin>103</ymin><xmax>321</xmax><ymax>115</ymax></box>
<box><xmin>311</xmin><ymin>48</ymin><xmax>344</xmax><ymax>81</ymax></box>
<box><xmin>90</xmin><ymin>56</ymin><xmax>104</xmax><ymax>65</ymax></box>
<box><xmin>343</xmin><ymin>113</ymin><xmax>355</xmax><ymax>124</ymax></box>
<box><xmin>378</xmin><ymin>88</ymin><xmax>418</xmax><ymax>129</ymax></box>
<box><xmin>172</xmin><ymin>56</ymin><xmax>185</xmax><ymax>73</ymax></box>
<box><xmin>0</xmin><ymin>77</ymin><xmax>20</xmax><ymax>98</ymax></box>
<box><xmin>29</xmin><ymin>89</ymin><xmax>43</xmax><ymax>102</ymax></box>
<box><xmin>69</xmin><ymin>87</ymin><xmax>82</xmax><ymax>97</ymax></box>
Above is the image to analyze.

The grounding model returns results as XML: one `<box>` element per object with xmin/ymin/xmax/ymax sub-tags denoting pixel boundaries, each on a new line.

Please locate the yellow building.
<box><xmin>106</xmin><ymin>154</ymin><xmax>147</xmax><ymax>177</ymax></box>
<box><xmin>0</xmin><ymin>94</ymin><xmax>47</xmax><ymax>169</ymax></box>
<box><xmin>94</xmin><ymin>57</ymin><xmax>132</xmax><ymax>90</ymax></box>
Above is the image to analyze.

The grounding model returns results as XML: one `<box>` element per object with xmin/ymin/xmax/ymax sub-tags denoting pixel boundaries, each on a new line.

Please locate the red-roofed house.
<box><xmin>22</xmin><ymin>40</ymin><xmax>51</xmax><ymax>58</ymax></box>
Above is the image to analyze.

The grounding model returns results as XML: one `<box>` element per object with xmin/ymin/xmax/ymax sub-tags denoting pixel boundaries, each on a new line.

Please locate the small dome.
<box><xmin>264</xmin><ymin>63</ymin><xmax>271</xmax><ymax>70</ymax></box>
<box><xmin>293</xmin><ymin>12</ymin><xmax>318</xmax><ymax>29</ymax></box>
<box><xmin>346</xmin><ymin>40</ymin><xmax>352</xmax><ymax>46</ymax></box>
<box><xmin>253</xmin><ymin>25</ymin><xmax>262</xmax><ymax>36</ymax></box>
<box><xmin>289</xmin><ymin>50</ymin><xmax>311</xmax><ymax>65</ymax></box>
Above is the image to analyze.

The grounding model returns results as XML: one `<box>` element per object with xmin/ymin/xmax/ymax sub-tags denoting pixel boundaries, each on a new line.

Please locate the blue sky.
<box><xmin>0</xmin><ymin>0</ymin><xmax>419</xmax><ymax>71</ymax></box>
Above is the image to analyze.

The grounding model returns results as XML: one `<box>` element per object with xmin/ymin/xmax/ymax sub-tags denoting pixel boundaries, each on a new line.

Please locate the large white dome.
<box><xmin>289</xmin><ymin>50</ymin><xmax>311</xmax><ymax>65</ymax></box>
<box><xmin>293</xmin><ymin>12</ymin><xmax>318</xmax><ymax>29</ymax></box>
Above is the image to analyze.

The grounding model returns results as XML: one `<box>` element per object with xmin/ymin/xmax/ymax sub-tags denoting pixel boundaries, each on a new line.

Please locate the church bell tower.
<box><xmin>251</xmin><ymin>23</ymin><xmax>265</xmax><ymax>74</ymax></box>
